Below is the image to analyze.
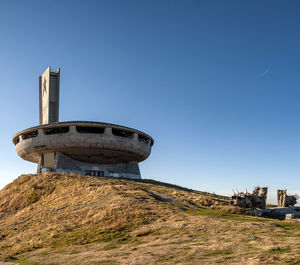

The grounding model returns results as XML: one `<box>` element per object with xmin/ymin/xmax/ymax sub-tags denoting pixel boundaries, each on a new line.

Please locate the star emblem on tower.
<box><xmin>42</xmin><ymin>77</ymin><xmax>47</xmax><ymax>95</ymax></box>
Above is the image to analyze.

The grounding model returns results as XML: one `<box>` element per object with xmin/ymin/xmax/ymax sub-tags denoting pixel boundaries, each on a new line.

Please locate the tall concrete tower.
<box><xmin>39</xmin><ymin>67</ymin><xmax>60</xmax><ymax>124</ymax></box>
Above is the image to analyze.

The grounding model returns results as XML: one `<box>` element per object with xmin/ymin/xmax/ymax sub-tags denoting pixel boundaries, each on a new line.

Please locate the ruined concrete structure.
<box><xmin>13</xmin><ymin>67</ymin><xmax>154</xmax><ymax>179</ymax></box>
<box><xmin>231</xmin><ymin>187</ymin><xmax>299</xmax><ymax>211</ymax></box>
<box><xmin>230</xmin><ymin>186</ymin><xmax>268</xmax><ymax>209</ymax></box>
<box><xmin>277</xmin><ymin>189</ymin><xmax>298</xmax><ymax>207</ymax></box>
<box><xmin>253</xmin><ymin>206</ymin><xmax>300</xmax><ymax>219</ymax></box>
<box><xmin>252</xmin><ymin>186</ymin><xmax>268</xmax><ymax>209</ymax></box>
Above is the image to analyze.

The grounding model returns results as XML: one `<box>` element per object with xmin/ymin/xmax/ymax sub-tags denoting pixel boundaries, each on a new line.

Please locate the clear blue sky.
<box><xmin>0</xmin><ymin>0</ymin><xmax>299</xmax><ymax>204</ymax></box>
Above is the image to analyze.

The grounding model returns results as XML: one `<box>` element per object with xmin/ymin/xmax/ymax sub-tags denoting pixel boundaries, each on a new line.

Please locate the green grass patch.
<box><xmin>102</xmin><ymin>244</ymin><xmax>119</xmax><ymax>250</ymax></box>
<box><xmin>203</xmin><ymin>249</ymin><xmax>234</xmax><ymax>256</ymax></box>
<box><xmin>272</xmin><ymin>221</ymin><xmax>300</xmax><ymax>231</ymax></box>
<box><xmin>69</xmin><ymin>250</ymin><xmax>80</xmax><ymax>254</ymax></box>
<box><xmin>14</xmin><ymin>258</ymin><xmax>44</xmax><ymax>265</ymax></box>
<box><xmin>267</xmin><ymin>247</ymin><xmax>291</xmax><ymax>254</ymax></box>
<box><xmin>184</xmin><ymin>207</ymin><xmax>300</xmax><ymax>231</ymax></box>
<box><xmin>48</xmin><ymin>227</ymin><xmax>136</xmax><ymax>249</ymax></box>
<box><xmin>284</xmin><ymin>257</ymin><xmax>300</xmax><ymax>265</ymax></box>
<box><xmin>38</xmin><ymin>251</ymin><xmax>49</xmax><ymax>257</ymax></box>
<box><xmin>184</xmin><ymin>208</ymin><xmax>264</xmax><ymax>222</ymax></box>
<box><xmin>91</xmin><ymin>260</ymin><xmax>118</xmax><ymax>265</ymax></box>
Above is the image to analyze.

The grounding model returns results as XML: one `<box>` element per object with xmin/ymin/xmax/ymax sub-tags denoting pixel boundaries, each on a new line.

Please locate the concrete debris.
<box><xmin>285</xmin><ymin>213</ymin><xmax>294</xmax><ymax>220</ymax></box>
<box><xmin>277</xmin><ymin>189</ymin><xmax>298</xmax><ymax>207</ymax></box>
<box><xmin>252</xmin><ymin>206</ymin><xmax>300</xmax><ymax>219</ymax></box>
<box><xmin>230</xmin><ymin>186</ymin><xmax>268</xmax><ymax>209</ymax></box>
<box><xmin>231</xmin><ymin>187</ymin><xmax>299</xmax><ymax>210</ymax></box>
<box><xmin>252</xmin><ymin>186</ymin><xmax>268</xmax><ymax>209</ymax></box>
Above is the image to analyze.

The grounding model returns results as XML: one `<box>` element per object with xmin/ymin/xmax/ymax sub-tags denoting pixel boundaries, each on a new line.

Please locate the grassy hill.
<box><xmin>0</xmin><ymin>173</ymin><xmax>299</xmax><ymax>265</ymax></box>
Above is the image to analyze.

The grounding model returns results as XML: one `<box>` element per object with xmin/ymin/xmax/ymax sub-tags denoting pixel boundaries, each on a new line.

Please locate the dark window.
<box><xmin>112</xmin><ymin>129</ymin><xmax>133</xmax><ymax>138</ymax></box>
<box><xmin>86</xmin><ymin>170</ymin><xmax>104</xmax><ymax>177</ymax></box>
<box><xmin>22</xmin><ymin>130</ymin><xmax>38</xmax><ymax>140</ymax></box>
<box><xmin>13</xmin><ymin>136</ymin><xmax>20</xmax><ymax>145</ymax></box>
<box><xmin>44</xmin><ymin>127</ymin><xmax>69</xmax><ymax>135</ymax></box>
<box><xmin>76</xmin><ymin>126</ymin><xmax>104</xmax><ymax>134</ymax></box>
<box><xmin>138</xmin><ymin>134</ymin><xmax>148</xmax><ymax>144</ymax></box>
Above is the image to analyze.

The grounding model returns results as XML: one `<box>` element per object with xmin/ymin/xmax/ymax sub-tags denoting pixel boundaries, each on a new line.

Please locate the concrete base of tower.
<box><xmin>37</xmin><ymin>152</ymin><xmax>141</xmax><ymax>179</ymax></box>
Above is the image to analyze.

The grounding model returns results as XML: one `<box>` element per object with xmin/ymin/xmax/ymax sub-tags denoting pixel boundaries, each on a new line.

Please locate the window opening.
<box><xmin>76</xmin><ymin>126</ymin><xmax>104</xmax><ymax>134</ymax></box>
<box><xmin>138</xmin><ymin>134</ymin><xmax>148</xmax><ymax>144</ymax></box>
<box><xmin>44</xmin><ymin>127</ymin><xmax>69</xmax><ymax>135</ymax></box>
<box><xmin>112</xmin><ymin>129</ymin><xmax>133</xmax><ymax>138</ymax></box>
<box><xmin>13</xmin><ymin>136</ymin><xmax>20</xmax><ymax>145</ymax></box>
<box><xmin>22</xmin><ymin>131</ymin><xmax>38</xmax><ymax>140</ymax></box>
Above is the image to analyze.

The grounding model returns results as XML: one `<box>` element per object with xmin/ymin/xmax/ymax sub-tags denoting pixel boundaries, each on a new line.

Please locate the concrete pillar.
<box><xmin>38</xmin><ymin>128</ymin><xmax>44</xmax><ymax>136</ymax></box>
<box><xmin>69</xmin><ymin>125</ymin><xmax>77</xmax><ymax>133</ymax></box>
<box><xmin>37</xmin><ymin>154</ymin><xmax>43</xmax><ymax>174</ymax></box>
<box><xmin>105</xmin><ymin>127</ymin><xmax>112</xmax><ymax>135</ymax></box>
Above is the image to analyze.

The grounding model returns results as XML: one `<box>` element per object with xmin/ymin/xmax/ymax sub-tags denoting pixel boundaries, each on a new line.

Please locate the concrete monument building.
<box><xmin>13</xmin><ymin>67</ymin><xmax>154</xmax><ymax>179</ymax></box>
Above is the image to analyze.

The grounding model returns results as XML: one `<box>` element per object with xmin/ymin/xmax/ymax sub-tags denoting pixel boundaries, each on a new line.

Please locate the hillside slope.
<box><xmin>0</xmin><ymin>173</ymin><xmax>299</xmax><ymax>265</ymax></box>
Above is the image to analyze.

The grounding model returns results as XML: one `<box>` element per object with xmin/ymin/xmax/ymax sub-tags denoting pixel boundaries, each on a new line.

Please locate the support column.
<box><xmin>105</xmin><ymin>127</ymin><xmax>112</xmax><ymax>135</ymax></box>
<box><xmin>37</xmin><ymin>154</ymin><xmax>43</xmax><ymax>174</ymax></box>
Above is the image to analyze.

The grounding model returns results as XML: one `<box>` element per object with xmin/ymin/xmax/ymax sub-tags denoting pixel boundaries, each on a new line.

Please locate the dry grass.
<box><xmin>0</xmin><ymin>173</ymin><xmax>299</xmax><ymax>264</ymax></box>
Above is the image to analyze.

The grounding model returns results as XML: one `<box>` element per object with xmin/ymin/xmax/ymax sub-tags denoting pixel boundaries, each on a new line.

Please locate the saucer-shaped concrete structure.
<box><xmin>13</xmin><ymin>121</ymin><xmax>153</xmax><ymax>165</ymax></box>
<box><xmin>13</xmin><ymin>67</ymin><xmax>153</xmax><ymax>179</ymax></box>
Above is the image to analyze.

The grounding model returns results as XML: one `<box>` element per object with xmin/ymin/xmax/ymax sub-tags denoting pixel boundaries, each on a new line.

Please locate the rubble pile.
<box><xmin>230</xmin><ymin>187</ymin><xmax>267</xmax><ymax>209</ymax></box>
<box><xmin>277</xmin><ymin>189</ymin><xmax>298</xmax><ymax>207</ymax></box>
<box><xmin>231</xmin><ymin>186</ymin><xmax>299</xmax><ymax>210</ymax></box>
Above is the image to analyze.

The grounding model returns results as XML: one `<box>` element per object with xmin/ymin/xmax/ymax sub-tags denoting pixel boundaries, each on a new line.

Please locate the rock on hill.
<box><xmin>0</xmin><ymin>173</ymin><xmax>299</xmax><ymax>265</ymax></box>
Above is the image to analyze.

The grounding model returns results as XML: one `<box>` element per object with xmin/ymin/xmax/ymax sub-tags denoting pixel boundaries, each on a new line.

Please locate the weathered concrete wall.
<box><xmin>14</xmin><ymin>123</ymin><xmax>152</xmax><ymax>164</ymax></box>
<box><xmin>53</xmin><ymin>152</ymin><xmax>141</xmax><ymax>179</ymax></box>
<box><xmin>252</xmin><ymin>207</ymin><xmax>300</xmax><ymax>219</ymax></box>
<box><xmin>14</xmin><ymin>121</ymin><xmax>153</xmax><ymax>179</ymax></box>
